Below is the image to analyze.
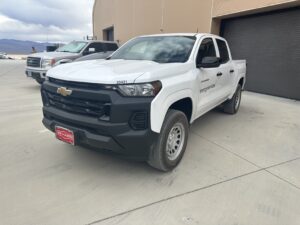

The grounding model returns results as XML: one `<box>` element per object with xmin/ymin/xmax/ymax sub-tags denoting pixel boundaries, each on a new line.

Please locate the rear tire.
<box><xmin>148</xmin><ymin>109</ymin><xmax>189</xmax><ymax>172</ymax></box>
<box><xmin>223</xmin><ymin>84</ymin><xmax>242</xmax><ymax>114</ymax></box>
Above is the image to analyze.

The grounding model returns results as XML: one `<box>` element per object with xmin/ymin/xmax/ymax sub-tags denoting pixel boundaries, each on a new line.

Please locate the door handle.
<box><xmin>217</xmin><ymin>72</ymin><xmax>223</xmax><ymax>77</ymax></box>
<box><xmin>230</xmin><ymin>69</ymin><xmax>235</xmax><ymax>73</ymax></box>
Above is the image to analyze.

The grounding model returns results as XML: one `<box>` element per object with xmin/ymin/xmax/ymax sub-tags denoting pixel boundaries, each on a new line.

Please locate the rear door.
<box><xmin>215</xmin><ymin>38</ymin><xmax>234</xmax><ymax>99</ymax></box>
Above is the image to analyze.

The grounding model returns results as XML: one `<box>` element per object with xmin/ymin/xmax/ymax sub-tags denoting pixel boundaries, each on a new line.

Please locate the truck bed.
<box><xmin>233</xmin><ymin>60</ymin><xmax>247</xmax><ymax>77</ymax></box>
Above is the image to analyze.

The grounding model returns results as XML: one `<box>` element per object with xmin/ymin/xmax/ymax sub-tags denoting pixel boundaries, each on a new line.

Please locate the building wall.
<box><xmin>93</xmin><ymin>0</ymin><xmax>299</xmax><ymax>43</ymax></box>
<box><xmin>93</xmin><ymin>0</ymin><xmax>213</xmax><ymax>44</ymax></box>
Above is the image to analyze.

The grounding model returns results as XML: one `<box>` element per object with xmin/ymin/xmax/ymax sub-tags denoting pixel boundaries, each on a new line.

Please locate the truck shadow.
<box><xmin>57</xmin><ymin>108</ymin><xmax>225</xmax><ymax>177</ymax></box>
<box><xmin>51</xmin><ymin>105</ymin><xmax>250</xmax><ymax>180</ymax></box>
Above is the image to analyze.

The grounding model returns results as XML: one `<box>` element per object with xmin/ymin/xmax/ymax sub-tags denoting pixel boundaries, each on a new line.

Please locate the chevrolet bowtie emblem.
<box><xmin>57</xmin><ymin>87</ymin><xmax>72</xmax><ymax>97</ymax></box>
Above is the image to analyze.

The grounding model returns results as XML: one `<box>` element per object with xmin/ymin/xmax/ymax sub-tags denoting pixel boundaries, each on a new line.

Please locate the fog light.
<box><xmin>130</xmin><ymin>112</ymin><xmax>148</xmax><ymax>130</ymax></box>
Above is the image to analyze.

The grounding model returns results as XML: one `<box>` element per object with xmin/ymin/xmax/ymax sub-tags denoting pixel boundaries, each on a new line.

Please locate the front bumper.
<box><xmin>26</xmin><ymin>68</ymin><xmax>48</xmax><ymax>81</ymax></box>
<box><xmin>41</xmin><ymin>80</ymin><xmax>158</xmax><ymax>160</ymax></box>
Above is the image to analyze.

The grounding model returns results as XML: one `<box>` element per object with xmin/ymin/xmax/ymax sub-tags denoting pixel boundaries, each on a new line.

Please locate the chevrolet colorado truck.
<box><xmin>41</xmin><ymin>33</ymin><xmax>246</xmax><ymax>171</ymax></box>
<box><xmin>26</xmin><ymin>40</ymin><xmax>118</xmax><ymax>84</ymax></box>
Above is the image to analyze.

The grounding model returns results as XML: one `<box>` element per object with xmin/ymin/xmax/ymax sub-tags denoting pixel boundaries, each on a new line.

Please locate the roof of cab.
<box><xmin>138</xmin><ymin>33</ymin><xmax>222</xmax><ymax>39</ymax></box>
<box><xmin>87</xmin><ymin>40</ymin><xmax>118</xmax><ymax>44</ymax></box>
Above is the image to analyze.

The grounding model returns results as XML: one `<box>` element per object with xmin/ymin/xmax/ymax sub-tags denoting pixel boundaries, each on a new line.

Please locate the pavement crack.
<box><xmin>191</xmin><ymin>131</ymin><xmax>262</xmax><ymax>169</ymax></box>
<box><xmin>87</xmin><ymin>135</ymin><xmax>300</xmax><ymax>225</ymax></box>
<box><xmin>263</xmin><ymin>157</ymin><xmax>300</xmax><ymax>170</ymax></box>
<box><xmin>191</xmin><ymin>132</ymin><xmax>300</xmax><ymax>191</ymax></box>
<box><xmin>265</xmin><ymin>170</ymin><xmax>300</xmax><ymax>190</ymax></box>
<box><xmin>85</xmin><ymin>168</ymin><xmax>263</xmax><ymax>225</ymax></box>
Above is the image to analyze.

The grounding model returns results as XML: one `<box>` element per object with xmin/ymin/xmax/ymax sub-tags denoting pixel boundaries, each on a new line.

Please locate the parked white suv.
<box><xmin>41</xmin><ymin>33</ymin><xmax>246</xmax><ymax>171</ymax></box>
<box><xmin>26</xmin><ymin>40</ymin><xmax>118</xmax><ymax>84</ymax></box>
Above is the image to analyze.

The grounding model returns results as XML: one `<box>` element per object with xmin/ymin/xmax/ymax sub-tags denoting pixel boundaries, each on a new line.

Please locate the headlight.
<box><xmin>42</xmin><ymin>59</ymin><xmax>56</xmax><ymax>68</ymax></box>
<box><xmin>117</xmin><ymin>81</ymin><xmax>162</xmax><ymax>97</ymax></box>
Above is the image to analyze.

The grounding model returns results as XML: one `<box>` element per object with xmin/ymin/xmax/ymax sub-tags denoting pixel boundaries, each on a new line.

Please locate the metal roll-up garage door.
<box><xmin>221</xmin><ymin>7</ymin><xmax>300</xmax><ymax>100</ymax></box>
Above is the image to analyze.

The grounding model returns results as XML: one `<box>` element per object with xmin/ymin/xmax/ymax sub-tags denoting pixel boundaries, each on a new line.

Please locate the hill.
<box><xmin>0</xmin><ymin>39</ymin><xmax>50</xmax><ymax>54</ymax></box>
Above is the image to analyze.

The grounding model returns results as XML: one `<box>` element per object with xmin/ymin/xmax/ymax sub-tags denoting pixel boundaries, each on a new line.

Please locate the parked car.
<box><xmin>0</xmin><ymin>52</ymin><xmax>13</xmax><ymax>59</ymax></box>
<box><xmin>41</xmin><ymin>33</ymin><xmax>246</xmax><ymax>171</ymax></box>
<box><xmin>25</xmin><ymin>40</ymin><xmax>118</xmax><ymax>84</ymax></box>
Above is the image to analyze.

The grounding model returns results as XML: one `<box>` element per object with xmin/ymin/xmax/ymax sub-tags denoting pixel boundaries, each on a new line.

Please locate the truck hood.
<box><xmin>29</xmin><ymin>51</ymin><xmax>79</xmax><ymax>60</ymax></box>
<box><xmin>47</xmin><ymin>59</ymin><xmax>170</xmax><ymax>84</ymax></box>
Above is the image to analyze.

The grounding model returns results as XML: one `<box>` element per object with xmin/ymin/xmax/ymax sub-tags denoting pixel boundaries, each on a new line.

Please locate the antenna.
<box><xmin>160</xmin><ymin>0</ymin><xmax>165</xmax><ymax>33</ymax></box>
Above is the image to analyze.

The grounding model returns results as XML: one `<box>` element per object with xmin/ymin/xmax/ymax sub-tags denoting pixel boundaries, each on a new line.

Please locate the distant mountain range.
<box><xmin>0</xmin><ymin>39</ymin><xmax>55</xmax><ymax>54</ymax></box>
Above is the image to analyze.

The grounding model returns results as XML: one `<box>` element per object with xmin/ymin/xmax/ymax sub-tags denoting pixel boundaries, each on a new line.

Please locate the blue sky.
<box><xmin>0</xmin><ymin>0</ymin><xmax>94</xmax><ymax>42</ymax></box>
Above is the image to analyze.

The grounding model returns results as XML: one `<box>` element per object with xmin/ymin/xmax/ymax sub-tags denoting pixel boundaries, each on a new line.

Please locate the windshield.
<box><xmin>110</xmin><ymin>36</ymin><xmax>196</xmax><ymax>63</ymax></box>
<box><xmin>56</xmin><ymin>41</ymin><xmax>87</xmax><ymax>53</ymax></box>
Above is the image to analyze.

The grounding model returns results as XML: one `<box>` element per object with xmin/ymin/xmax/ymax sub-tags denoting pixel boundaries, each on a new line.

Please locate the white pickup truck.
<box><xmin>41</xmin><ymin>33</ymin><xmax>246</xmax><ymax>171</ymax></box>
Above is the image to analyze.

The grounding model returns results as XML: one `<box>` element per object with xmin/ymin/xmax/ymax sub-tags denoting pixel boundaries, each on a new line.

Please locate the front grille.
<box><xmin>27</xmin><ymin>57</ymin><xmax>41</xmax><ymax>67</ymax></box>
<box><xmin>43</xmin><ymin>91</ymin><xmax>111</xmax><ymax>120</ymax></box>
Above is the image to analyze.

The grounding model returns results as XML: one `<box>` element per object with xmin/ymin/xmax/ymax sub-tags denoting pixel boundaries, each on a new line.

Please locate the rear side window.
<box><xmin>105</xmin><ymin>43</ymin><xmax>118</xmax><ymax>51</ymax></box>
<box><xmin>216</xmin><ymin>39</ymin><xmax>229</xmax><ymax>64</ymax></box>
<box><xmin>196</xmin><ymin>38</ymin><xmax>216</xmax><ymax>65</ymax></box>
<box><xmin>88</xmin><ymin>43</ymin><xmax>104</xmax><ymax>52</ymax></box>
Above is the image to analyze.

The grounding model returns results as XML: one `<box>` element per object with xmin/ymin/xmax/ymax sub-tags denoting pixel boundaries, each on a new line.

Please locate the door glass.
<box><xmin>196</xmin><ymin>38</ymin><xmax>216</xmax><ymax>65</ymax></box>
<box><xmin>87</xmin><ymin>43</ymin><xmax>104</xmax><ymax>53</ymax></box>
<box><xmin>106</xmin><ymin>43</ymin><xmax>118</xmax><ymax>51</ymax></box>
<box><xmin>216</xmin><ymin>39</ymin><xmax>229</xmax><ymax>64</ymax></box>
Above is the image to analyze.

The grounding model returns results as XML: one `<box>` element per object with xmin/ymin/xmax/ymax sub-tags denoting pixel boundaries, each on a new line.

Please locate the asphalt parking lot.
<box><xmin>0</xmin><ymin>60</ymin><xmax>300</xmax><ymax>225</ymax></box>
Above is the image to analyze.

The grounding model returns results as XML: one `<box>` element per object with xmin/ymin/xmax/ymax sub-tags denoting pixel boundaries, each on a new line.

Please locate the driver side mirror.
<box><xmin>197</xmin><ymin>56</ymin><xmax>221</xmax><ymax>68</ymax></box>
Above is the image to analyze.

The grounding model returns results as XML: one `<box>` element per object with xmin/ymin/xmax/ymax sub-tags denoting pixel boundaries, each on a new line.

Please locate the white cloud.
<box><xmin>0</xmin><ymin>0</ymin><xmax>94</xmax><ymax>42</ymax></box>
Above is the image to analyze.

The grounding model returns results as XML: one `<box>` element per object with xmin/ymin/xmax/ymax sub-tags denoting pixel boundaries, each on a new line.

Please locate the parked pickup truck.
<box><xmin>26</xmin><ymin>40</ymin><xmax>118</xmax><ymax>84</ymax></box>
<box><xmin>41</xmin><ymin>33</ymin><xmax>246</xmax><ymax>171</ymax></box>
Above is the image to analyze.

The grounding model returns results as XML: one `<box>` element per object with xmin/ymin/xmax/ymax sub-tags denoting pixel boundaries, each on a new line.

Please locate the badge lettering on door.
<box><xmin>200</xmin><ymin>84</ymin><xmax>215</xmax><ymax>93</ymax></box>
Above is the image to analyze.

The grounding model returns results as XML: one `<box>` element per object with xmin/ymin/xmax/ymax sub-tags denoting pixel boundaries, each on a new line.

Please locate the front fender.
<box><xmin>150</xmin><ymin>89</ymin><xmax>194</xmax><ymax>133</ymax></box>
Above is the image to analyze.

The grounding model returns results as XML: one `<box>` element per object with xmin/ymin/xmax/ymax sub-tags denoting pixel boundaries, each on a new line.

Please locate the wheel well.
<box><xmin>169</xmin><ymin>98</ymin><xmax>193</xmax><ymax>122</ymax></box>
<box><xmin>239</xmin><ymin>78</ymin><xmax>245</xmax><ymax>88</ymax></box>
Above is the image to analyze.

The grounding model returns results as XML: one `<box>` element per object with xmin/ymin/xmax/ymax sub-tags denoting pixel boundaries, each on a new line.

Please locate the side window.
<box><xmin>87</xmin><ymin>43</ymin><xmax>104</xmax><ymax>53</ymax></box>
<box><xmin>105</xmin><ymin>43</ymin><xmax>118</xmax><ymax>51</ymax></box>
<box><xmin>196</xmin><ymin>38</ymin><xmax>216</xmax><ymax>65</ymax></box>
<box><xmin>216</xmin><ymin>39</ymin><xmax>229</xmax><ymax>64</ymax></box>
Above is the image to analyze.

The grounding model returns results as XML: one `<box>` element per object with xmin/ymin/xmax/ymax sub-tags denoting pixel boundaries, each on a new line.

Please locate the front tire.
<box><xmin>148</xmin><ymin>109</ymin><xmax>189</xmax><ymax>172</ymax></box>
<box><xmin>223</xmin><ymin>84</ymin><xmax>242</xmax><ymax>114</ymax></box>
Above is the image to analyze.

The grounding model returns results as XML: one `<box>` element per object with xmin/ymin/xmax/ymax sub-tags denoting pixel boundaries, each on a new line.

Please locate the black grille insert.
<box><xmin>27</xmin><ymin>57</ymin><xmax>41</xmax><ymax>68</ymax></box>
<box><xmin>44</xmin><ymin>91</ymin><xmax>111</xmax><ymax>120</ymax></box>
